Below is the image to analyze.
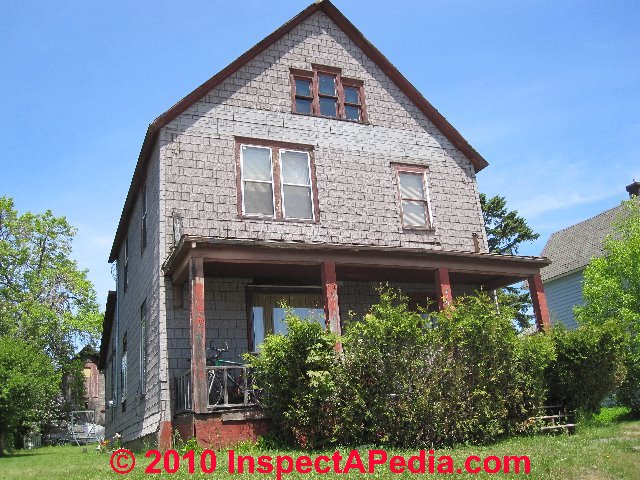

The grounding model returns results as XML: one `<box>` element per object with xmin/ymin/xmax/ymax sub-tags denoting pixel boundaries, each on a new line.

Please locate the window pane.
<box><xmin>242</xmin><ymin>146</ymin><xmax>272</xmax><ymax>181</ymax></box>
<box><xmin>344</xmin><ymin>86</ymin><xmax>360</xmax><ymax>104</ymax></box>
<box><xmin>295</xmin><ymin>98</ymin><xmax>312</xmax><ymax>114</ymax></box>
<box><xmin>283</xmin><ymin>185</ymin><xmax>313</xmax><ymax>219</ymax></box>
<box><xmin>319</xmin><ymin>97</ymin><xmax>337</xmax><ymax>117</ymax></box>
<box><xmin>318</xmin><ymin>74</ymin><xmax>336</xmax><ymax>95</ymax></box>
<box><xmin>295</xmin><ymin>78</ymin><xmax>311</xmax><ymax>97</ymax></box>
<box><xmin>399</xmin><ymin>172</ymin><xmax>425</xmax><ymax>200</ymax></box>
<box><xmin>252</xmin><ymin>307</ymin><xmax>265</xmax><ymax>351</ymax></box>
<box><xmin>281</xmin><ymin>151</ymin><xmax>310</xmax><ymax>185</ymax></box>
<box><xmin>244</xmin><ymin>181</ymin><xmax>274</xmax><ymax>215</ymax></box>
<box><xmin>345</xmin><ymin>105</ymin><xmax>360</xmax><ymax>121</ymax></box>
<box><xmin>402</xmin><ymin>200</ymin><xmax>428</xmax><ymax>226</ymax></box>
<box><xmin>273</xmin><ymin>308</ymin><xmax>324</xmax><ymax>333</ymax></box>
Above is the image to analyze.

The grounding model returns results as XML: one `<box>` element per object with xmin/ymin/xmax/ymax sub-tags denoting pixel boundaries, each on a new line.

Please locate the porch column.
<box><xmin>528</xmin><ymin>273</ymin><xmax>551</xmax><ymax>332</ymax></box>
<box><xmin>434</xmin><ymin>267</ymin><xmax>453</xmax><ymax>311</ymax></box>
<box><xmin>321</xmin><ymin>261</ymin><xmax>341</xmax><ymax>336</ymax></box>
<box><xmin>189</xmin><ymin>257</ymin><xmax>207</xmax><ymax>413</ymax></box>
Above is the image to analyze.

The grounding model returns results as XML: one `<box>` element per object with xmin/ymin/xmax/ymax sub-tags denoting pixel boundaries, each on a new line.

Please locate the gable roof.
<box><xmin>108</xmin><ymin>0</ymin><xmax>489</xmax><ymax>263</ymax></box>
<box><xmin>540</xmin><ymin>205</ymin><xmax>624</xmax><ymax>282</ymax></box>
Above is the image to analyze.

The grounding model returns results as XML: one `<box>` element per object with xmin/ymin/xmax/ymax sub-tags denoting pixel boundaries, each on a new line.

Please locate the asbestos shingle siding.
<box><xmin>160</xmin><ymin>10</ymin><xmax>489</xmax><ymax>258</ymax></box>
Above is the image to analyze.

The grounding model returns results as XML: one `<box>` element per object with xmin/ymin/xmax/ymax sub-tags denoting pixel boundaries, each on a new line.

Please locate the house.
<box><xmin>61</xmin><ymin>346</ymin><xmax>106</xmax><ymax>425</ymax></box>
<box><xmin>97</xmin><ymin>0</ymin><xmax>552</xmax><ymax>449</ymax></box>
<box><xmin>540</xmin><ymin>181</ymin><xmax>640</xmax><ymax>329</ymax></box>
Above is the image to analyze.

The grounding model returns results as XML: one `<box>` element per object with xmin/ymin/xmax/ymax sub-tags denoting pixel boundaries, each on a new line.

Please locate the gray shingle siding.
<box><xmin>160</xmin><ymin>11</ymin><xmax>488</xmax><ymax>258</ymax></box>
<box><xmin>545</xmin><ymin>270</ymin><xmax>584</xmax><ymax>329</ymax></box>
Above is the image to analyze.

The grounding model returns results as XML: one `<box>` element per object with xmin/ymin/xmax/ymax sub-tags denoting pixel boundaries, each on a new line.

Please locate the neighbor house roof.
<box><xmin>540</xmin><ymin>205</ymin><xmax>624</xmax><ymax>282</ymax></box>
<box><xmin>98</xmin><ymin>290</ymin><xmax>117</xmax><ymax>370</ymax></box>
<box><xmin>108</xmin><ymin>0</ymin><xmax>489</xmax><ymax>263</ymax></box>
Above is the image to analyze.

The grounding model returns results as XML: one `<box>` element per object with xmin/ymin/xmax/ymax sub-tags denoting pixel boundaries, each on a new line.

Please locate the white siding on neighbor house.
<box><xmin>544</xmin><ymin>270</ymin><xmax>584</xmax><ymax>330</ymax></box>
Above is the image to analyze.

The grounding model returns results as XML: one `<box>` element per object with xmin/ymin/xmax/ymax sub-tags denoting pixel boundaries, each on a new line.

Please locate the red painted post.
<box><xmin>189</xmin><ymin>257</ymin><xmax>207</xmax><ymax>413</ymax></box>
<box><xmin>529</xmin><ymin>273</ymin><xmax>551</xmax><ymax>332</ymax></box>
<box><xmin>434</xmin><ymin>267</ymin><xmax>453</xmax><ymax>311</ymax></box>
<box><xmin>321</xmin><ymin>261</ymin><xmax>341</xmax><ymax>338</ymax></box>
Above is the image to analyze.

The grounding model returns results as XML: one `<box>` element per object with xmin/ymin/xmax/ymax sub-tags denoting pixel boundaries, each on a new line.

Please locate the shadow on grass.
<box><xmin>0</xmin><ymin>451</ymin><xmax>41</xmax><ymax>458</ymax></box>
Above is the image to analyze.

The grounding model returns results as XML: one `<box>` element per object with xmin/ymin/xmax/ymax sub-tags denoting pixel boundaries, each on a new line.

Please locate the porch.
<box><xmin>164</xmin><ymin>236</ymin><xmax>551</xmax><ymax>441</ymax></box>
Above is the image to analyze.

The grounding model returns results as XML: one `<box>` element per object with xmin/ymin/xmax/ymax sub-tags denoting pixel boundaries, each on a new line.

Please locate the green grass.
<box><xmin>1</xmin><ymin>408</ymin><xmax>638</xmax><ymax>479</ymax></box>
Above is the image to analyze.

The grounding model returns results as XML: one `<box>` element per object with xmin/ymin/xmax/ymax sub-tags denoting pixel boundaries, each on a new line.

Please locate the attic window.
<box><xmin>290</xmin><ymin>65</ymin><xmax>367</xmax><ymax>122</ymax></box>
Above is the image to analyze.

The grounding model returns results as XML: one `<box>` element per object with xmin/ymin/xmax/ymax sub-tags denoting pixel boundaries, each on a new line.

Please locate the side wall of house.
<box><xmin>105</xmin><ymin>143</ymin><xmax>164</xmax><ymax>443</ymax></box>
<box><xmin>544</xmin><ymin>271</ymin><xmax>583</xmax><ymax>329</ymax></box>
<box><xmin>160</xmin><ymin>10</ymin><xmax>488</xmax><ymax>264</ymax></box>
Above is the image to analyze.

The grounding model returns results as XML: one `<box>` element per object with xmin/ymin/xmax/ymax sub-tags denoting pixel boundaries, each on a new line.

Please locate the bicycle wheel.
<box><xmin>207</xmin><ymin>370</ymin><xmax>224</xmax><ymax>406</ymax></box>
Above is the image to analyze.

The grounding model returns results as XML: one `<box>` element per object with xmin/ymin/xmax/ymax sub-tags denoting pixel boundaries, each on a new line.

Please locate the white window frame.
<box><xmin>279</xmin><ymin>149</ymin><xmax>314</xmax><ymax>220</ymax></box>
<box><xmin>240</xmin><ymin>144</ymin><xmax>276</xmax><ymax>218</ymax></box>
<box><xmin>394</xmin><ymin>165</ymin><xmax>434</xmax><ymax>230</ymax></box>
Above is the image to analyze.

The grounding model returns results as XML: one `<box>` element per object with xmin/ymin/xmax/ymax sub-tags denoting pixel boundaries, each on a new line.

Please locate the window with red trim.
<box><xmin>290</xmin><ymin>65</ymin><xmax>367</xmax><ymax>122</ymax></box>
<box><xmin>393</xmin><ymin>165</ymin><xmax>433</xmax><ymax>229</ymax></box>
<box><xmin>236</xmin><ymin>140</ymin><xmax>319</xmax><ymax>222</ymax></box>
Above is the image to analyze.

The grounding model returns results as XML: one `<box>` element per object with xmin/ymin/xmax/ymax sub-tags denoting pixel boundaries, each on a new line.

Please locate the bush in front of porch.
<box><xmin>247</xmin><ymin>288</ymin><xmax>623</xmax><ymax>449</ymax></box>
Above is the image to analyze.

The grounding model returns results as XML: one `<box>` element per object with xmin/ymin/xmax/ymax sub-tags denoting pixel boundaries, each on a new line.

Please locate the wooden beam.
<box><xmin>189</xmin><ymin>257</ymin><xmax>207</xmax><ymax>413</ymax></box>
<box><xmin>435</xmin><ymin>267</ymin><xmax>453</xmax><ymax>310</ymax></box>
<box><xmin>321</xmin><ymin>261</ymin><xmax>341</xmax><ymax>339</ymax></box>
<box><xmin>529</xmin><ymin>273</ymin><xmax>551</xmax><ymax>332</ymax></box>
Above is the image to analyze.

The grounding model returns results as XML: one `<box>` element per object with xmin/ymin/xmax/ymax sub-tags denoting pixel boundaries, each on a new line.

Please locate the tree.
<box><xmin>0</xmin><ymin>196</ymin><xmax>102</xmax><ymax>367</ymax></box>
<box><xmin>479</xmin><ymin>193</ymin><xmax>540</xmax><ymax>329</ymax></box>
<box><xmin>576</xmin><ymin>198</ymin><xmax>640</xmax><ymax>413</ymax></box>
<box><xmin>0</xmin><ymin>337</ymin><xmax>60</xmax><ymax>452</ymax></box>
<box><xmin>0</xmin><ymin>197</ymin><xmax>102</xmax><ymax>440</ymax></box>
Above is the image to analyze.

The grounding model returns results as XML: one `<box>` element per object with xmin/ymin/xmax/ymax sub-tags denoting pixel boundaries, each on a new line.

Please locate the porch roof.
<box><xmin>163</xmin><ymin>236</ymin><xmax>550</xmax><ymax>290</ymax></box>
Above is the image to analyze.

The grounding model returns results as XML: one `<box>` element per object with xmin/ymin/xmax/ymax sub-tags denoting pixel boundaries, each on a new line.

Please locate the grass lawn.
<box><xmin>0</xmin><ymin>408</ymin><xmax>638</xmax><ymax>479</ymax></box>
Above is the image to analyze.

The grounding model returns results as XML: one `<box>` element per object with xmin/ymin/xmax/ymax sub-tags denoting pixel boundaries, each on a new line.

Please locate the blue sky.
<box><xmin>1</xmin><ymin>0</ymin><xmax>638</xmax><ymax>304</ymax></box>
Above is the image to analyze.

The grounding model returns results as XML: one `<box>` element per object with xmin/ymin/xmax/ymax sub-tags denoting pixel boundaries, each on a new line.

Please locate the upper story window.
<box><xmin>393</xmin><ymin>164</ymin><xmax>433</xmax><ymax>230</ymax></box>
<box><xmin>140</xmin><ymin>183</ymin><xmax>147</xmax><ymax>254</ymax></box>
<box><xmin>236</xmin><ymin>139</ymin><xmax>318</xmax><ymax>222</ymax></box>
<box><xmin>290</xmin><ymin>64</ymin><xmax>367</xmax><ymax>122</ymax></box>
<box><xmin>123</xmin><ymin>237</ymin><xmax>129</xmax><ymax>293</ymax></box>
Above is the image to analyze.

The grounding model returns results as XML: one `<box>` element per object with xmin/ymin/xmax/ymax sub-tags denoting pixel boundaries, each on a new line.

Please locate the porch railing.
<box><xmin>206</xmin><ymin>365</ymin><xmax>260</xmax><ymax>409</ymax></box>
<box><xmin>175</xmin><ymin>370</ymin><xmax>192</xmax><ymax>413</ymax></box>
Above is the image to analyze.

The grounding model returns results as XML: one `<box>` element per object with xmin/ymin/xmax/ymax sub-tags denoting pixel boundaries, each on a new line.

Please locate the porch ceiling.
<box><xmin>164</xmin><ymin>236</ymin><xmax>550</xmax><ymax>290</ymax></box>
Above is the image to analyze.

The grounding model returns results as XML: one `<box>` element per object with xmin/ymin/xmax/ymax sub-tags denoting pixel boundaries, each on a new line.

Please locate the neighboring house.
<box><xmin>541</xmin><ymin>181</ymin><xmax>640</xmax><ymax>329</ymax></box>
<box><xmin>97</xmin><ymin>0</ymin><xmax>552</xmax><ymax>449</ymax></box>
<box><xmin>63</xmin><ymin>346</ymin><xmax>106</xmax><ymax>425</ymax></box>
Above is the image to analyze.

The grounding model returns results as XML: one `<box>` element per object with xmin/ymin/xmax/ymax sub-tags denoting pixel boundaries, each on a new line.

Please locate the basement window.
<box><xmin>290</xmin><ymin>65</ymin><xmax>367</xmax><ymax>122</ymax></box>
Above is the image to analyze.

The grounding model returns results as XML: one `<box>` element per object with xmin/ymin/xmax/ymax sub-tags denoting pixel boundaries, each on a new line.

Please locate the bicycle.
<box><xmin>206</xmin><ymin>342</ymin><xmax>262</xmax><ymax>406</ymax></box>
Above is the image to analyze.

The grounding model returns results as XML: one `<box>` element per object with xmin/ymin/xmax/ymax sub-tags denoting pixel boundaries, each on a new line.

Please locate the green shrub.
<box><xmin>248</xmin><ymin>289</ymin><xmax>560</xmax><ymax>449</ymax></box>
<box><xmin>545</xmin><ymin>321</ymin><xmax>627</xmax><ymax>413</ymax></box>
<box><xmin>336</xmin><ymin>288</ymin><xmax>432</xmax><ymax>446</ymax></box>
<box><xmin>430</xmin><ymin>293</ymin><xmax>548</xmax><ymax>444</ymax></box>
<box><xmin>616</xmin><ymin>334</ymin><xmax>640</xmax><ymax>415</ymax></box>
<box><xmin>0</xmin><ymin>336</ymin><xmax>60</xmax><ymax>453</ymax></box>
<box><xmin>245</xmin><ymin>312</ymin><xmax>338</xmax><ymax>449</ymax></box>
